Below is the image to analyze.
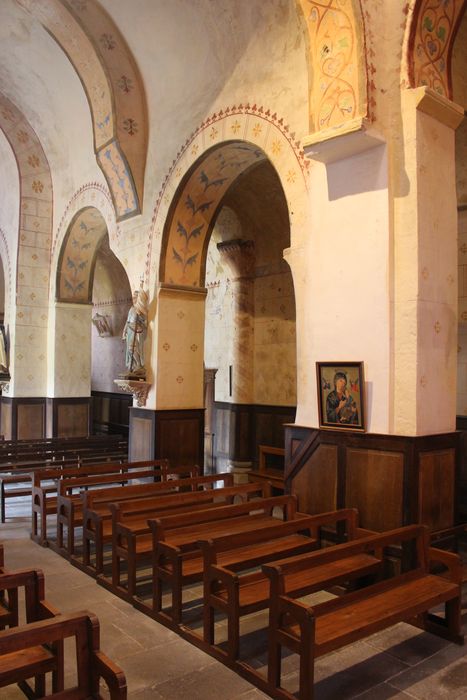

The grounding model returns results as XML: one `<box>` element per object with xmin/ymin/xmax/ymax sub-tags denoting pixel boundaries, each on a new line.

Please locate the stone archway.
<box><xmin>153</xmin><ymin>137</ymin><xmax>300</xmax><ymax>474</ymax></box>
<box><xmin>49</xmin><ymin>205</ymin><xmax>114</xmax><ymax>436</ymax></box>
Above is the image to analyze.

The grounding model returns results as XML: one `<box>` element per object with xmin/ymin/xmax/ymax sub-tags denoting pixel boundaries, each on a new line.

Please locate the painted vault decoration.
<box><xmin>409</xmin><ymin>0</ymin><xmax>466</xmax><ymax>98</ymax></box>
<box><xmin>16</xmin><ymin>0</ymin><xmax>147</xmax><ymax>220</ymax></box>
<box><xmin>297</xmin><ymin>0</ymin><xmax>368</xmax><ymax>131</ymax></box>
<box><xmin>58</xmin><ymin>207</ymin><xmax>107</xmax><ymax>302</ymax></box>
<box><xmin>161</xmin><ymin>143</ymin><xmax>266</xmax><ymax>288</ymax></box>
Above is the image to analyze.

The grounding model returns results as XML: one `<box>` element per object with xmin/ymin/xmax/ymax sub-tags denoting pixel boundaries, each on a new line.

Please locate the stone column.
<box><xmin>217</xmin><ymin>239</ymin><xmax>255</xmax><ymax>482</ymax></box>
<box><xmin>393</xmin><ymin>87</ymin><xmax>464</xmax><ymax>435</ymax></box>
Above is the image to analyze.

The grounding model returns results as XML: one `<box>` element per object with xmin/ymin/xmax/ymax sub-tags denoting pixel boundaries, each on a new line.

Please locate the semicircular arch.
<box><xmin>148</xmin><ymin>106</ymin><xmax>310</xmax><ymax>291</ymax></box>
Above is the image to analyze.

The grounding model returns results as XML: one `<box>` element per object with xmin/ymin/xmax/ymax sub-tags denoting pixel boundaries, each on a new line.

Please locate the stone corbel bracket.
<box><xmin>114</xmin><ymin>379</ymin><xmax>150</xmax><ymax>407</ymax></box>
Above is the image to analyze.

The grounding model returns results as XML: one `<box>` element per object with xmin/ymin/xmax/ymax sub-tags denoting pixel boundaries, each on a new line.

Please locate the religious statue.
<box><xmin>122</xmin><ymin>288</ymin><xmax>148</xmax><ymax>378</ymax></box>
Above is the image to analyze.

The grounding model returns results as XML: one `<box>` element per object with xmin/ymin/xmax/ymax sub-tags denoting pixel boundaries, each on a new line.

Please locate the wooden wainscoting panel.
<box><xmin>130</xmin><ymin>416</ymin><xmax>154</xmax><ymax>462</ymax></box>
<box><xmin>0</xmin><ymin>400</ymin><xmax>12</xmax><ymax>440</ymax></box>
<box><xmin>155</xmin><ymin>410</ymin><xmax>204</xmax><ymax>468</ymax></box>
<box><xmin>57</xmin><ymin>403</ymin><xmax>89</xmax><ymax>437</ymax></box>
<box><xmin>419</xmin><ymin>449</ymin><xmax>455</xmax><ymax>530</ymax></box>
<box><xmin>17</xmin><ymin>403</ymin><xmax>45</xmax><ymax>440</ymax></box>
<box><xmin>291</xmin><ymin>444</ymin><xmax>338</xmax><ymax>514</ymax></box>
<box><xmin>346</xmin><ymin>448</ymin><xmax>404</xmax><ymax>531</ymax></box>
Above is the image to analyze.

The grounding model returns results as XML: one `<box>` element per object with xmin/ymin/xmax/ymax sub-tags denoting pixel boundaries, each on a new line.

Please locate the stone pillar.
<box><xmin>217</xmin><ymin>239</ymin><xmax>255</xmax><ymax>482</ymax></box>
<box><xmin>217</xmin><ymin>239</ymin><xmax>255</xmax><ymax>403</ymax></box>
<box><xmin>394</xmin><ymin>87</ymin><xmax>464</xmax><ymax>435</ymax></box>
<box><xmin>45</xmin><ymin>301</ymin><xmax>93</xmax><ymax>437</ymax></box>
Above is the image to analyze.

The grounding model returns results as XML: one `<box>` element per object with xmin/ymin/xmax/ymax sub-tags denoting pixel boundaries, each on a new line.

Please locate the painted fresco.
<box><xmin>162</xmin><ymin>143</ymin><xmax>266</xmax><ymax>287</ymax></box>
<box><xmin>410</xmin><ymin>0</ymin><xmax>466</xmax><ymax>97</ymax></box>
<box><xmin>298</xmin><ymin>0</ymin><xmax>367</xmax><ymax>131</ymax></box>
<box><xmin>17</xmin><ymin>0</ymin><xmax>147</xmax><ymax>220</ymax></box>
<box><xmin>58</xmin><ymin>207</ymin><xmax>107</xmax><ymax>302</ymax></box>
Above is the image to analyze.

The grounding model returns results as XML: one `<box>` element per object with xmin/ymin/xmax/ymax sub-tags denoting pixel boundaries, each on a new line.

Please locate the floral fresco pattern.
<box><xmin>410</xmin><ymin>0</ymin><xmax>466</xmax><ymax>97</ymax></box>
<box><xmin>298</xmin><ymin>0</ymin><xmax>367</xmax><ymax>131</ymax></box>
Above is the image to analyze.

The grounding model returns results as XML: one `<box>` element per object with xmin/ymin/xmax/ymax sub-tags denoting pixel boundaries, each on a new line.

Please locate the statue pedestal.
<box><xmin>113</xmin><ymin>379</ymin><xmax>150</xmax><ymax>407</ymax></box>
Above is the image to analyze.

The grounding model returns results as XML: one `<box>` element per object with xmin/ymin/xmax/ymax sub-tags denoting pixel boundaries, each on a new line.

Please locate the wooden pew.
<box><xmin>0</xmin><ymin>610</ymin><xmax>127</xmax><ymax>699</ymax></box>
<box><xmin>82</xmin><ymin>479</ymin><xmax>268</xmax><ymax>577</ymax></box>
<box><xmin>31</xmin><ymin>458</ymin><xmax>172</xmax><ymax>546</ymax></box>
<box><xmin>0</xmin><ymin>567</ymin><xmax>62</xmax><ymax>696</ymax></box>
<box><xmin>144</xmin><ymin>495</ymin><xmax>305</xmax><ymax>623</ymax></box>
<box><xmin>0</xmin><ymin>449</ymin><xmax>128</xmax><ymax>523</ymax></box>
<box><xmin>200</xmin><ymin>508</ymin><xmax>379</xmax><ymax>662</ymax></box>
<box><xmin>0</xmin><ymin>568</ymin><xmax>59</xmax><ymax>631</ymax></box>
<box><xmin>55</xmin><ymin>463</ymin><xmax>201</xmax><ymax>557</ymax></box>
<box><xmin>104</xmin><ymin>475</ymin><xmax>263</xmax><ymax>599</ymax></box>
<box><xmin>263</xmin><ymin>524</ymin><xmax>464</xmax><ymax>700</ymax></box>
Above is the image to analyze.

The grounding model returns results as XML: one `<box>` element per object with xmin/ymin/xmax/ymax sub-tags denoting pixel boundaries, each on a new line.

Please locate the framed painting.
<box><xmin>316</xmin><ymin>361</ymin><xmax>365</xmax><ymax>431</ymax></box>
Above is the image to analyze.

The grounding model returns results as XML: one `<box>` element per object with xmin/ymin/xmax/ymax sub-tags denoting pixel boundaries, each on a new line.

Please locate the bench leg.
<box><xmin>299</xmin><ymin>619</ymin><xmax>315</xmax><ymax>700</ymax></box>
<box><xmin>227</xmin><ymin>597</ymin><xmax>240</xmax><ymax>662</ymax></box>
<box><xmin>171</xmin><ymin>559</ymin><xmax>183</xmax><ymax>624</ymax></box>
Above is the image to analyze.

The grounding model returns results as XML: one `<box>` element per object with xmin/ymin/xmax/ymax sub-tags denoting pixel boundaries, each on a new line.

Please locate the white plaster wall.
<box><xmin>99</xmin><ymin>0</ymin><xmax>308</xmax><ymax>215</ymax></box>
<box><xmin>297</xmin><ymin>145</ymin><xmax>390</xmax><ymax>432</ymax></box>
<box><xmin>0</xmin><ymin>0</ymin><xmax>105</xmax><ymax>228</ymax></box>
<box><xmin>47</xmin><ymin>302</ymin><xmax>92</xmax><ymax>397</ymax></box>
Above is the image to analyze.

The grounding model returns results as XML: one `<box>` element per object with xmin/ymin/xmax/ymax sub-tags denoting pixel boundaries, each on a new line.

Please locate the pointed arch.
<box><xmin>17</xmin><ymin>0</ymin><xmax>148</xmax><ymax>220</ymax></box>
<box><xmin>295</xmin><ymin>0</ymin><xmax>368</xmax><ymax>133</ymax></box>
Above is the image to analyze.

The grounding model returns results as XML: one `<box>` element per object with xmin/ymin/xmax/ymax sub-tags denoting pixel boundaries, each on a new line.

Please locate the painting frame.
<box><xmin>316</xmin><ymin>361</ymin><xmax>365</xmax><ymax>432</ymax></box>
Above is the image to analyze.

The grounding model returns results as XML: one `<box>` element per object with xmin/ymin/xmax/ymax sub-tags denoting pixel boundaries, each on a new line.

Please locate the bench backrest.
<box><xmin>108</xmin><ymin>482</ymin><xmax>270</xmax><ymax>522</ymax></box>
<box><xmin>33</xmin><ymin>458</ymin><xmax>172</xmax><ymax>487</ymax></box>
<box><xmin>262</xmin><ymin>523</ymin><xmax>431</xmax><ymax>587</ymax></box>
<box><xmin>83</xmin><ymin>471</ymin><xmax>233</xmax><ymax>510</ymax></box>
<box><xmin>197</xmin><ymin>508</ymin><xmax>359</xmax><ymax>560</ymax></box>
<box><xmin>149</xmin><ymin>494</ymin><xmax>299</xmax><ymax>542</ymax></box>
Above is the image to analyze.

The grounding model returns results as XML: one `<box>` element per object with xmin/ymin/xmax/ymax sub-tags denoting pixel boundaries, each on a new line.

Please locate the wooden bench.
<box><xmin>82</xmin><ymin>479</ymin><xmax>268</xmax><ymax>577</ymax></box>
<box><xmin>0</xmin><ymin>567</ymin><xmax>62</xmax><ymax>696</ymax></box>
<box><xmin>55</xmin><ymin>463</ymin><xmax>200</xmax><ymax>557</ymax></box>
<box><xmin>200</xmin><ymin>508</ymin><xmax>378</xmax><ymax>662</ymax></box>
<box><xmin>107</xmin><ymin>477</ymin><xmax>270</xmax><ymax>600</ymax></box>
<box><xmin>0</xmin><ymin>567</ymin><xmax>59</xmax><ymax>631</ymax></box>
<box><xmin>263</xmin><ymin>524</ymin><xmax>464</xmax><ymax>700</ymax></box>
<box><xmin>0</xmin><ymin>610</ymin><xmax>127</xmax><ymax>699</ymax></box>
<box><xmin>0</xmin><ymin>449</ymin><xmax>129</xmax><ymax>523</ymax></box>
<box><xmin>31</xmin><ymin>458</ymin><xmax>172</xmax><ymax>546</ymax></box>
<box><xmin>145</xmin><ymin>494</ymin><xmax>306</xmax><ymax>624</ymax></box>
<box><xmin>248</xmin><ymin>445</ymin><xmax>285</xmax><ymax>491</ymax></box>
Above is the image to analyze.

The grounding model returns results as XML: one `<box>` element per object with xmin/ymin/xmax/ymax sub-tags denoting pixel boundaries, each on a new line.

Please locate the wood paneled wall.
<box><xmin>285</xmin><ymin>426</ymin><xmax>459</xmax><ymax>533</ymax></box>
<box><xmin>91</xmin><ymin>391</ymin><xmax>132</xmax><ymax>436</ymax></box>
<box><xmin>213</xmin><ymin>402</ymin><xmax>296</xmax><ymax>471</ymax></box>
<box><xmin>129</xmin><ymin>408</ymin><xmax>204</xmax><ymax>469</ymax></box>
<box><xmin>0</xmin><ymin>398</ymin><xmax>46</xmax><ymax>440</ymax></box>
<box><xmin>46</xmin><ymin>398</ymin><xmax>91</xmax><ymax>438</ymax></box>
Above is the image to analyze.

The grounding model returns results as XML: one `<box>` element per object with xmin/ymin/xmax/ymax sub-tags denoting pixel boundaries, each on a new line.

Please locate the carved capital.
<box><xmin>217</xmin><ymin>239</ymin><xmax>255</xmax><ymax>280</ymax></box>
<box><xmin>114</xmin><ymin>379</ymin><xmax>150</xmax><ymax>407</ymax></box>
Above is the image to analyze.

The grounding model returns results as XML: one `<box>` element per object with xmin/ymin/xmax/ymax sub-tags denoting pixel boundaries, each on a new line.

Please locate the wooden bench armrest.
<box><xmin>428</xmin><ymin>547</ymin><xmax>463</xmax><ymax>583</ymax></box>
<box><xmin>208</xmin><ymin>563</ymin><xmax>238</xmax><ymax>590</ymax></box>
<box><xmin>276</xmin><ymin>594</ymin><xmax>314</xmax><ymax>625</ymax></box>
<box><xmin>355</xmin><ymin>527</ymin><xmax>379</xmax><ymax>538</ymax></box>
<box><xmin>93</xmin><ymin>649</ymin><xmax>127</xmax><ymax>699</ymax></box>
